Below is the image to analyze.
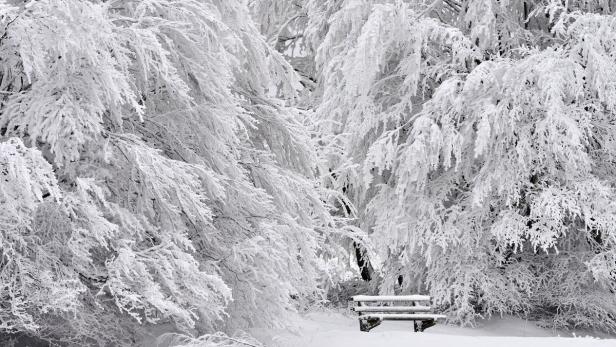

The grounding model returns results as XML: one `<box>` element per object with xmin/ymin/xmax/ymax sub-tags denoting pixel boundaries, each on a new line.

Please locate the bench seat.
<box><xmin>361</xmin><ymin>313</ymin><xmax>447</xmax><ymax>320</ymax></box>
<box><xmin>353</xmin><ymin>305</ymin><xmax>431</xmax><ymax>313</ymax></box>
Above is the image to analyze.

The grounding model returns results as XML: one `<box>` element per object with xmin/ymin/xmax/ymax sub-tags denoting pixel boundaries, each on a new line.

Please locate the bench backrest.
<box><xmin>351</xmin><ymin>295</ymin><xmax>433</xmax><ymax>314</ymax></box>
<box><xmin>352</xmin><ymin>295</ymin><xmax>430</xmax><ymax>302</ymax></box>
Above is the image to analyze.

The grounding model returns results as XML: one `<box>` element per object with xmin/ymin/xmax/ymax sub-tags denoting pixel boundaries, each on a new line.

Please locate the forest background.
<box><xmin>1</xmin><ymin>0</ymin><xmax>616</xmax><ymax>345</ymax></box>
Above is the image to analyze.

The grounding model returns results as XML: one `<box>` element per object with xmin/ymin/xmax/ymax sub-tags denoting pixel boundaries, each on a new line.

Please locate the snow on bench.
<box><xmin>352</xmin><ymin>295</ymin><xmax>431</xmax><ymax>302</ymax></box>
<box><xmin>361</xmin><ymin>313</ymin><xmax>447</xmax><ymax>320</ymax></box>
<box><xmin>351</xmin><ymin>295</ymin><xmax>445</xmax><ymax>332</ymax></box>
<box><xmin>353</xmin><ymin>305</ymin><xmax>431</xmax><ymax>313</ymax></box>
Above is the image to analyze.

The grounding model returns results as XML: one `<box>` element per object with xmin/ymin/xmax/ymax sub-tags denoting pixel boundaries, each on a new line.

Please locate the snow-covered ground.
<box><xmin>252</xmin><ymin>310</ymin><xmax>616</xmax><ymax>347</ymax></box>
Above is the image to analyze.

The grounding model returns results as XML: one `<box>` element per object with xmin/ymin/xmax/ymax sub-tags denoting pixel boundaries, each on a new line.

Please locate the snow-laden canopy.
<box><xmin>252</xmin><ymin>0</ymin><xmax>616</xmax><ymax>333</ymax></box>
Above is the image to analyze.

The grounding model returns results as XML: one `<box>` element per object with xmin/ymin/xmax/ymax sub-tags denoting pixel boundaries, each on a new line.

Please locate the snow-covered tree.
<box><xmin>0</xmin><ymin>0</ymin><xmax>352</xmax><ymax>344</ymax></box>
<box><xmin>258</xmin><ymin>0</ymin><xmax>616</xmax><ymax>332</ymax></box>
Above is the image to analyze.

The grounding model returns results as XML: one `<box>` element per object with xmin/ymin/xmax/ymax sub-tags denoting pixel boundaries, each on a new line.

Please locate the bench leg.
<box><xmin>413</xmin><ymin>321</ymin><xmax>420</xmax><ymax>332</ymax></box>
<box><xmin>422</xmin><ymin>319</ymin><xmax>436</xmax><ymax>331</ymax></box>
<box><xmin>359</xmin><ymin>318</ymin><xmax>382</xmax><ymax>332</ymax></box>
<box><xmin>360</xmin><ymin>319</ymin><xmax>369</xmax><ymax>332</ymax></box>
<box><xmin>414</xmin><ymin>319</ymin><xmax>436</xmax><ymax>332</ymax></box>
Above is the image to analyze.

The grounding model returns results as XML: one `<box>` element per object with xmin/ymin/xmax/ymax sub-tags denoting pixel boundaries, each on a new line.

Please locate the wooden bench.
<box><xmin>351</xmin><ymin>295</ymin><xmax>446</xmax><ymax>332</ymax></box>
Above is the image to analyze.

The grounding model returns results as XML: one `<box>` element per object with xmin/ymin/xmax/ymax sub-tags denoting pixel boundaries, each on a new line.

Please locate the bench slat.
<box><xmin>361</xmin><ymin>313</ymin><xmax>446</xmax><ymax>321</ymax></box>
<box><xmin>353</xmin><ymin>305</ymin><xmax>431</xmax><ymax>313</ymax></box>
<box><xmin>352</xmin><ymin>295</ymin><xmax>430</xmax><ymax>302</ymax></box>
